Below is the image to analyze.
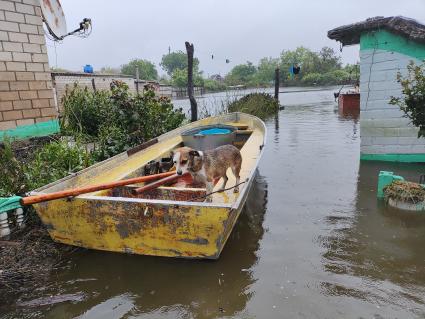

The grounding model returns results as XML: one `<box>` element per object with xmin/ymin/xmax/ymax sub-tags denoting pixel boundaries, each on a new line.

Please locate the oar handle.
<box><xmin>21</xmin><ymin>171</ymin><xmax>175</xmax><ymax>206</ymax></box>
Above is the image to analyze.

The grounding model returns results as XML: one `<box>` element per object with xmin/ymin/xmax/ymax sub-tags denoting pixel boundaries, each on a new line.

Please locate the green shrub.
<box><xmin>61</xmin><ymin>81</ymin><xmax>185</xmax><ymax>161</ymax></box>
<box><xmin>60</xmin><ymin>84</ymin><xmax>111</xmax><ymax>138</ymax></box>
<box><xmin>0</xmin><ymin>137</ymin><xmax>27</xmax><ymax>197</ymax></box>
<box><xmin>203</xmin><ymin>79</ymin><xmax>226</xmax><ymax>92</ymax></box>
<box><xmin>26</xmin><ymin>139</ymin><xmax>95</xmax><ymax>190</ymax></box>
<box><xmin>0</xmin><ymin>137</ymin><xmax>94</xmax><ymax>196</ymax></box>
<box><xmin>301</xmin><ymin>73</ymin><xmax>324</xmax><ymax>86</ymax></box>
<box><xmin>1</xmin><ymin>82</ymin><xmax>186</xmax><ymax>196</ymax></box>
<box><xmin>227</xmin><ymin>93</ymin><xmax>278</xmax><ymax>119</ymax></box>
<box><xmin>390</xmin><ymin>61</ymin><xmax>425</xmax><ymax>138</ymax></box>
<box><xmin>321</xmin><ymin>70</ymin><xmax>350</xmax><ymax>85</ymax></box>
<box><xmin>301</xmin><ymin>70</ymin><xmax>350</xmax><ymax>86</ymax></box>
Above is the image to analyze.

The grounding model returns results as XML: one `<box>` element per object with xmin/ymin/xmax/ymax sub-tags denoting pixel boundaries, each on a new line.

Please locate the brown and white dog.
<box><xmin>172</xmin><ymin>145</ymin><xmax>242</xmax><ymax>200</ymax></box>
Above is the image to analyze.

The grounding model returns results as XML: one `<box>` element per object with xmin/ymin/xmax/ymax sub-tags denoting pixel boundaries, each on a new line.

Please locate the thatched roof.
<box><xmin>328</xmin><ymin>16</ymin><xmax>425</xmax><ymax>46</ymax></box>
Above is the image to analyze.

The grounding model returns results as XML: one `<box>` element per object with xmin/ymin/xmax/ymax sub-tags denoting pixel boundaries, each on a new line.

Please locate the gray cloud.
<box><xmin>47</xmin><ymin>0</ymin><xmax>425</xmax><ymax>76</ymax></box>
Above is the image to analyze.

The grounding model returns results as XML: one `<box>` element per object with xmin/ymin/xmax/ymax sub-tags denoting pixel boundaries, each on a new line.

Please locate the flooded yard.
<box><xmin>2</xmin><ymin>87</ymin><xmax>425</xmax><ymax>318</ymax></box>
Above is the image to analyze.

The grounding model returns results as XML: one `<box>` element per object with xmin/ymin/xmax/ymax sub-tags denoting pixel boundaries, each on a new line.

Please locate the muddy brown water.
<box><xmin>1</xmin><ymin>87</ymin><xmax>425</xmax><ymax>318</ymax></box>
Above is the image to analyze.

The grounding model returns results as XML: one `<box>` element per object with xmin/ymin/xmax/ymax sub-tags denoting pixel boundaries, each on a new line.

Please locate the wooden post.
<box><xmin>185</xmin><ymin>41</ymin><xmax>198</xmax><ymax>122</ymax></box>
<box><xmin>91</xmin><ymin>78</ymin><xmax>96</xmax><ymax>92</ymax></box>
<box><xmin>274</xmin><ymin>67</ymin><xmax>280</xmax><ymax>102</ymax></box>
<box><xmin>135</xmin><ymin>67</ymin><xmax>140</xmax><ymax>94</ymax></box>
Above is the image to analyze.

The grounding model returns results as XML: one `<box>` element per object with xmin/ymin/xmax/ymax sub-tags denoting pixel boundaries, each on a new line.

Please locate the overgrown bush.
<box><xmin>301</xmin><ymin>73</ymin><xmax>324</xmax><ymax>86</ymax></box>
<box><xmin>0</xmin><ymin>137</ymin><xmax>27</xmax><ymax>197</ymax></box>
<box><xmin>0</xmin><ymin>137</ymin><xmax>94</xmax><ymax>196</ymax></box>
<box><xmin>1</xmin><ymin>82</ymin><xmax>186</xmax><ymax>197</ymax></box>
<box><xmin>227</xmin><ymin>93</ymin><xmax>278</xmax><ymax>119</ymax></box>
<box><xmin>203</xmin><ymin>79</ymin><xmax>226</xmax><ymax>92</ymax></box>
<box><xmin>301</xmin><ymin>70</ymin><xmax>350</xmax><ymax>86</ymax></box>
<box><xmin>60</xmin><ymin>86</ymin><xmax>111</xmax><ymax>138</ymax></box>
<box><xmin>61</xmin><ymin>81</ymin><xmax>185</xmax><ymax>160</ymax></box>
<box><xmin>323</xmin><ymin>69</ymin><xmax>350</xmax><ymax>85</ymax></box>
<box><xmin>25</xmin><ymin>139</ymin><xmax>95</xmax><ymax>190</ymax></box>
<box><xmin>390</xmin><ymin>61</ymin><xmax>425</xmax><ymax>138</ymax></box>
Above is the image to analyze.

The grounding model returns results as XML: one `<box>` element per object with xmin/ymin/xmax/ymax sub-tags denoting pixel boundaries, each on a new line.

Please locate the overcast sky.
<box><xmin>46</xmin><ymin>0</ymin><xmax>425</xmax><ymax>77</ymax></box>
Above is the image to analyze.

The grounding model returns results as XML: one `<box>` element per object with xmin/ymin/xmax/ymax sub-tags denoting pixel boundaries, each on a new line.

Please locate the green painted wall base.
<box><xmin>0</xmin><ymin>120</ymin><xmax>60</xmax><ymax>141</ymax></box>
<box><xmin>377</xmin><ymin>171</ymin><xmax>404</xmax><ymax>199</ymax></box>
<box><xmin>361</xmin><ymin>153</ymin><xmax>425</xmax><ymax>163</ymax></box>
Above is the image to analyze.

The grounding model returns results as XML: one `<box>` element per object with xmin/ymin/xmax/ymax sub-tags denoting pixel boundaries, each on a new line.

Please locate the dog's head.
<box><xmin>171</xmin><ymin>147</ymin><xmax>203</xmax><ymax>175</ymax></box>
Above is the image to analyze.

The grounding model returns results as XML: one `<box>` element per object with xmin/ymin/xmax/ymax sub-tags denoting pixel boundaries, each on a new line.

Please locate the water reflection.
<box><xmin>273</xmin><ymin>112</ymin><xmax>280</xmax><ymax>145</ymax></box>
<box><xmin>337</xmin><ymin>107</ymin><xmax>360</xmax><ymax>121</ymax></box>
<box><xmin>320</xmin><ymin>161</ymin><xmax>425</xmax><ymax>317</ymax></box>
<box><xmin>8</xmin><ymin>173</ymin><xmax>268</xmax><ymax>319</ymax></box>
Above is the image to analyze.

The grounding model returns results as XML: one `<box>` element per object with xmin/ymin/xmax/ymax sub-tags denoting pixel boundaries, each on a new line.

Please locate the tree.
<box><xmin>280</xmin><ymin>47</ymin><xmax>320</xmax><ymax>81</ymax></box>
<box><xmin>225</xmin><ymin>61</ymin><xmax>257</xmax><ymax>85</ymax></box>
<box><xmin>317</xmin><ymin>47</ymin><xmax>341</xmax><ymax>73</ymax></box>
<box><xmin>160</xmin><ymin>51</ymin><xmax>200</xmax><ymax>76</ymax></box>
<box><xmin>390</xmin><ymin>61</ymin><xmax>425</xmax><ymax>137</ymax></box>
<box><xmin>121</xmin><ymin>59</ymin><xmax>158</xmax><ymax>80</ymax></box>
<box><xmin>171</xmin><ymin>68</ymin><xmax>204</xmax><ymax>88</ymax></box>
<box><xmin>172</xmin><ymin>68</ymin><xmax>187</xmax><ymax>88</ymax></box>
<box><xmin>254</xmin><ymin>57</ymin><xmax>279</xmax><ymax>85</ymax></box>
<box><xmin>344</xmin><ymin>63</ymin><xmax>360</xmax><ymax>83</ymax></box>
<box><xmin>99</xmin><ymin>66</ymin><xmax>120</xmax><ymax>74</ymax></box>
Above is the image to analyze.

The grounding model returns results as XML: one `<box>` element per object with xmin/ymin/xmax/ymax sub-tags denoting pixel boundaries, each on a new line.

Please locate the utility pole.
<box><xmin>185</xmin><ymin>41</ymin><xmax>198</xmax><ymax>122</ymax></box>
<box><xmin>168</xmin><ymin>46</ymin><xmax>171</xmax><ymax>54</ymax></box>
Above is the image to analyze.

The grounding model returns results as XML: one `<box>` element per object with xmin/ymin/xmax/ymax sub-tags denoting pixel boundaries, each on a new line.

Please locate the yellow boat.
<box><xmin>32</xmin><ymin>112</ymin><xmax>266</xmax><ymax>259</ymax></box>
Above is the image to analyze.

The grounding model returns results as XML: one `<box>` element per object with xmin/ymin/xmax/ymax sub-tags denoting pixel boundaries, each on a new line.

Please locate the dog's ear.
<box><xmin>189</xmin><ymin>150</ymin><xmax>200</xmax><ymax>157</ymax></box>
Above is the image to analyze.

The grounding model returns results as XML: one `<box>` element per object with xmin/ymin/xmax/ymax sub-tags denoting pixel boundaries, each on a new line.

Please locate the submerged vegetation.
<box><xmin>384</xmin><ymin>180</ymin><xmax>425</xmax><ymax>204</ymax></box>
<box><xmin>228</xmin><ymin>93</ymin><xmax>278</xmax><ymax>119</ymax></box>
<box><xmin>0</xmin><ymin>225</ymin><xmax>73</xmax><ymax>297</ymax></box>
<box><xmin>0</xmin><ymin>136</ymin><xmax>92</xmax><ymax>297</ymax></box>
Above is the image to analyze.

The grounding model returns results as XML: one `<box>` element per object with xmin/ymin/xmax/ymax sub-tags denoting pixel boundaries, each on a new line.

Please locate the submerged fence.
<box><xmin>51</xmin><ymin>72</ymin><xmax>173</xmax><ymax>110</ymax></box>
<box><xmin>51</xmin><ymin>72</ymin><xmax>204</xmax><ymax>110</ymax></box>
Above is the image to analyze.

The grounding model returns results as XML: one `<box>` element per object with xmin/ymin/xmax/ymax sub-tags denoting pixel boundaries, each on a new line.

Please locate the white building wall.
<box><xmin>359</xmin><ymin>49</ymin><xmax>425</xmax><ymax>155</ymax></box>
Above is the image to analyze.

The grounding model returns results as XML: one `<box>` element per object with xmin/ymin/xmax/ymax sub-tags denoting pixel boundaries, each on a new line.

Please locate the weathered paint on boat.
<box><xmin>32</xmin><ymin>113</ymin><xmax>266</xmax><ymax>259</ymax></box>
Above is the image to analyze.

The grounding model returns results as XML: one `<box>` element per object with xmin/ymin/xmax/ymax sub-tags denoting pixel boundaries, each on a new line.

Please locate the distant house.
<box><xmin>210</xmin><ymin>74</ymin><xmax>224</xmax><ymax>82</ymax></box>
<box><xmin>328</xmin><ymin>16</ymin><xmax>425</xmax><ymax>162</ymax></box>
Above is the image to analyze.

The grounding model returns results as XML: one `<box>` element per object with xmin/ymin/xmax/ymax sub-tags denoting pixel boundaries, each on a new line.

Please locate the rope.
<box><xmin>189</xmin><ymin>178</ymin><xmax>249</xmax><ymax>201</ymax></box>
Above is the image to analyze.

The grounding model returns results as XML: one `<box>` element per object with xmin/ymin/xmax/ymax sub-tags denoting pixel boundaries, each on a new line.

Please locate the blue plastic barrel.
<box><xmin>84</xmin><ymin>64</ymin><xmax>94</xmax><ymax>73</ymax></box>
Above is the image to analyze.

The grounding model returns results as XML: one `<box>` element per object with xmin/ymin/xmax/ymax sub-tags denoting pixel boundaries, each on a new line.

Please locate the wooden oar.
<box><xmin>132</xmin><ymin>173</ymin><xmax>190</xmax><ymax>195</ymax></box>
<box><xmin>0</xmin><ymin>171</ymin><xmax>175</xmax><ymax>213</ymax></box>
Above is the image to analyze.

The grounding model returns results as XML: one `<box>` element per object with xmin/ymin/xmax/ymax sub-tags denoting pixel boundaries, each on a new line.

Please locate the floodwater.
<box><xmin>2</xmin><ymin>87</ymin><xmax>425</xmax><ymax>318</ymax></box>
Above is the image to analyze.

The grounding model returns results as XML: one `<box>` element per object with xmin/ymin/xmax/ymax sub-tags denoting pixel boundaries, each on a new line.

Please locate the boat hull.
<box><xmin>35</xmin><ymin>198</ymin><xmax>234</xmax><ymax>259</ymax></box>
<box><xmin>32</xmin><ymin>113</ymin><xmax>266</xmax><ymax>259</ymax></box>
